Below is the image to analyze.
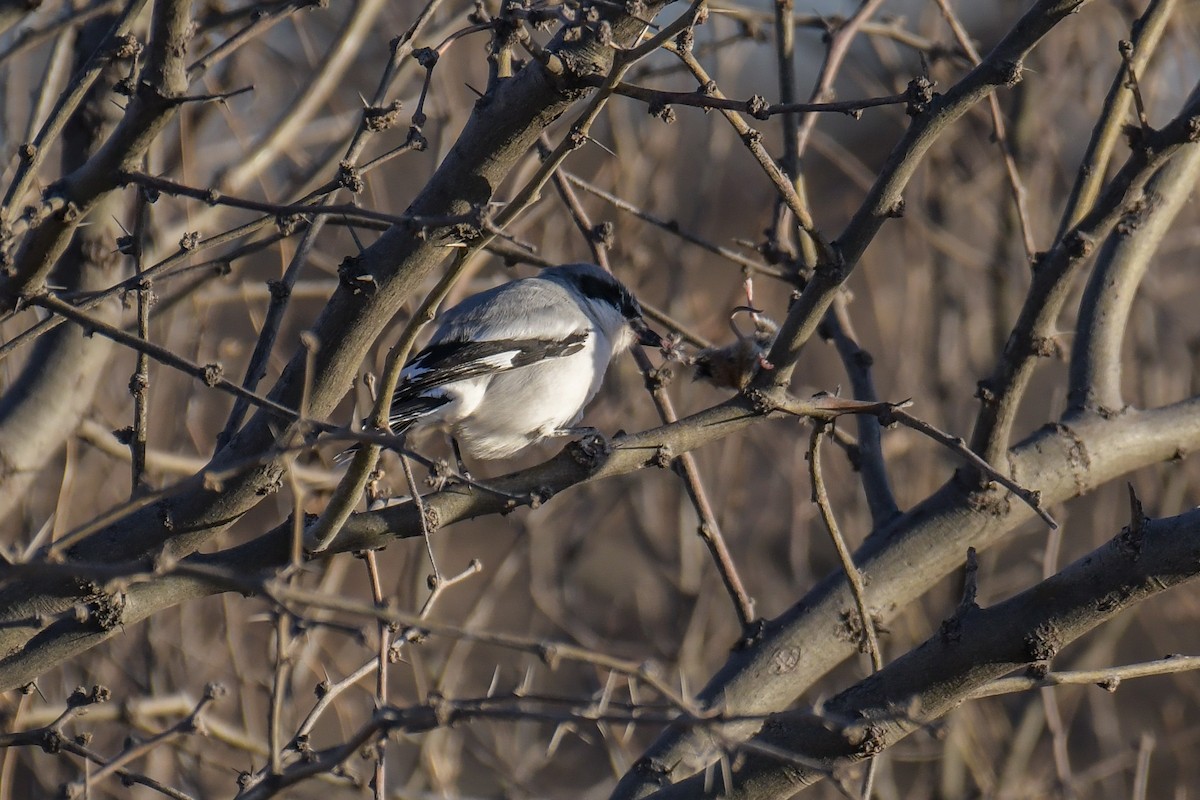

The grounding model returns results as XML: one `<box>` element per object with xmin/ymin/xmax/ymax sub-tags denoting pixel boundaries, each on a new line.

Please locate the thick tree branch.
<box><xmin>0</xmin><ymin>10</ymin><xmax>131</xmax><ymax>518</ymax></box>
<box><xmin>609</xmin><ymin>395</ymin><xmax>1200</xmax><ymax>798</ymax></box>
<box><xmin>1067</xmin><ymin>140</ymin><xmax>1200</xmax><ymax>414</ymax></box>
<box><xmin>0</xmin><ymin>0</ymin><xmax>690</xmax><ymax>677</ymax></box>
<box><xmin>646</xmin><ymin>503</ymin><xmax>1200</xmax><ymax>799</ymax></box>
<box><xmin>758</xmin><ymin>0</ymin><xmax>1091</xmax><ymax>388</ymax></box>
<box><xmin>970</xmin><ymin>86</ymin><xmax>1200</xmax><ymax>465</ymax></box>
<box><xmin>1053</xmin><ymin>0</ymin><xmax>1177</xmax><ymax>243</ymax></box>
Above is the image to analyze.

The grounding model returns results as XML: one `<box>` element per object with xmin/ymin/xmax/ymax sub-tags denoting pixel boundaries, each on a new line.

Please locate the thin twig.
<box><xmin>216</xmin><ymin>207</ymin><xmax>325</xmax><ymax>449</ymax></box>
<box><xmin>888</xmin><ymin>407</ymin><xmax>1057</xmax><ymax>528</ymax></box>
<box><xmin>363</xmin><ymin>552</ymin><xmax>389</xmax><ymax>800</ymax></box>
<box><xmin>595</xmin><ymin>75</ymin><xmax>910</xmax><ymax>118</ymax></box>
<box><xmin>934</xmin><ymin>0</ymin><xmax>1037</xmax><ymax>260</ymax></box>
<box><xmin>1053</xmin><ymin>0</ymin><xmax>1177</xmax><ymax>242</ymax></box>
<box><xmin>399</xmin><ymin>451</ymin><xmax>441</xmax><ymax>584</ymax></box>
<box><xmin>668</xmin><ymin>43</ymin><xmax>829</xmax><ymax>254</ymax></box>
<box><xmin>809</xmin><ymin>422</ymin><xmax>883</xmax><ymax>797</ymax></box>
<box><xmin>129</xmin><ymin>182</ymin><xmax>152</xmax><ymax>496</ymax></box>
<box><xmin>0</xmin><ymin>215</ymin><xmax>293</xmax><ymax>366</ymax></box>
<box><xmin>562</xmin><ymin>171</ymin><xmax>789</xmax><ymax>280</ymax></box>
<box><xmin>543</xmin><ymin>131</ymin><xmax>758</xmax><ymax>634</ymax></box>
<box><xmin>64</xmin><ymin>686</ymin><xmax>223</xmax><ymax>793</ymax></box>
<box><xmin>808</xmin><ymin>424</ymin><xmax>882</xmax><ymax>671</ymax></box>
<box><xmin>269</xmin><ymin>613</ymin><xmax>291</xmax><ymax>776</ymax></box>
<box><xmin>0</xmin><ymin>0</ymin><xmax>152</xmax><ymax>224</ymax></box>
<box><xmin>31</xmin><ymin>293</ymin><xmax>303</xmax><ymax>426</ymax></box>
<box><xmin>970</xmin><ymin>655</ymin><xmax>1200</xmax><ymax>698</ymax></box>
<box><xmin>793</xmin><ymin>0</ymin><xmax>888</xmax><ymax>159</ymax></box>
<box><xmin>822</xmin><ymin>299</ymin><xmax>900</xmax><ymax>527</ymax></box>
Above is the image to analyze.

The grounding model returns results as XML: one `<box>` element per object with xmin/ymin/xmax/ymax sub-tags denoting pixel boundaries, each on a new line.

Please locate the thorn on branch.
<box><xmin>1117</xmin><ymin>483</ymin><xmax>1148</xmax><ymax>558</ymax></box>
<box><xmin>169</xmin><ymin>85</ymin><xmax>255</xmax><ymax>106</ymax></box>
<box><xmin>957</xmin><ymin>547</ymin><xmax>979</xmax><ymax>615</ymax></box>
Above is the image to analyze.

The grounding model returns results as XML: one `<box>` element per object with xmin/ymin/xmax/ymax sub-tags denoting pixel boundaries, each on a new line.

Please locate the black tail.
<box><xmin>336</xmin><ymin>395</ymin><xmax>453</xmax><ymax>464</ymax></box>
<box><xmin>389</xmin><ymin>394</ymin><xmax>451</xmax><ymax>430</ymax></box>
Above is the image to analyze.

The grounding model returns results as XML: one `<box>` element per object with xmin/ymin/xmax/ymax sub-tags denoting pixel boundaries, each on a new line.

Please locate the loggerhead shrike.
<box><xmin>384</xmin><ymin>263</ymin><xmax>664</xmax><ymax>462</ymax></box>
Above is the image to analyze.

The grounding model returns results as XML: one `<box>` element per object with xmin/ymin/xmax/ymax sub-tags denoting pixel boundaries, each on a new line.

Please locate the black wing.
<box><xmin>389</xmin><ymin>331</ymin><xmax>589</xmax><ymax>423</ymax></box>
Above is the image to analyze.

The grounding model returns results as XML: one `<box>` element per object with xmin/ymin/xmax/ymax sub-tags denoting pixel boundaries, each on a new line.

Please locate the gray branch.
<box><xmin>645</xmin><ymin>502</ymin><xmax>1200</xmax><ymax>799</ymax></box>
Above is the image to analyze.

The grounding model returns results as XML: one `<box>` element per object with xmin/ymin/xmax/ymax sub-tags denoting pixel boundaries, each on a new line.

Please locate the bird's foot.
<box><xmin>559</xmin><ymin>427</ymin><xmax>611</xmax><ymax>468</ymax></box>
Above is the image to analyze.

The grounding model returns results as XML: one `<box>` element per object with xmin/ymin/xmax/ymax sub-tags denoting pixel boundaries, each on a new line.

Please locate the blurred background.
<box><xmin>2</xmin><ymin>0</ymin><xmax>1200</xmax><ymax>797</ymax></box>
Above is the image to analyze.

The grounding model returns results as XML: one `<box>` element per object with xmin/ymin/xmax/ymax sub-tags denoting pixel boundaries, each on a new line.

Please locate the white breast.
<box><xmin>451</xmin><ymin>329</ymin><xmax>614</xmax><ymax>459</ymax></box>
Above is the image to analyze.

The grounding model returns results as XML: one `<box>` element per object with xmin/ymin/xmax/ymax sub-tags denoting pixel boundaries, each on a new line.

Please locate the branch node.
<box><xmin>363</xmin><ymin>99</ymin><xmax>404</xmax><ymax>132</ymax></box>
<box><xmin>997</xmin><ymin>58</ymin><xmax>1024</xmax><ymax>87</ymax></box>
<box><xmin>267</xmin><ymin>278</ymin><xmax>290</xmax><ymax>302</ymax></box>
<box><xmin>1063</xmin><ymin>229</ymin><xmax>1094</xmax><ymax>258</ymax></box>
<box><xmin>904</xmin><ymin>76</ymin><xmax>934</xmax><ymax>116</ymax></box>
<box><xmin>201</xmin><ymin>363</ymin><xmax>223</xmax><ymax>386</ymax></box>
<box><xmin>746</xmin><ymin>94</ymin><xmax>770</xmax><ymax>120</ymax></box>
<box><xmin>112</xmin><ymin>32</ymin><xmax>142</xmax><ymax>60</ymax></box>
<box><xmin>648</xmin><ymin>99</ymin><xmax>676</xmax><ymax>124</ymax></box>
<box><xmin>651</xmin><ymin>445</ymin><xmax>673</xmax><ymax>469</ymax></box>
<box><xmin>337</xmin><ymin>162</ymin><xmax>364</xmax><ymax>193</ymax></box>
<box><xmin>1024</xmin><ymin>621</ymin><xmax>1061</xmax><ymax>662</ymax></box>
<box><xmin>412</xmin><ymin>47</ymin><xmax>438</xmax><ymax>69</ymax></box>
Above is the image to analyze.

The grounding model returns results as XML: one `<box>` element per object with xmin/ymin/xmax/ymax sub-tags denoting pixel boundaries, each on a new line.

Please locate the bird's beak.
<box><xmin>631</xmin><ymin>317</ymin><xmax>664</xmax><ymax>348</ymax></box>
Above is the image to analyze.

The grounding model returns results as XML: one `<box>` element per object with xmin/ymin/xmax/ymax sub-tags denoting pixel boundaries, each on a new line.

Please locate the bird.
<box><xmin>383</xmin><ymin>263</ymin><xmax>663</xmax><ymax>466</ymax></box>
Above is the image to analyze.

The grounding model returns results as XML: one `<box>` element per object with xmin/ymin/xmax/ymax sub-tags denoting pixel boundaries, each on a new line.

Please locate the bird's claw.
<box><xmin>568</xmin><ymin>429</ymin><xmax>611</xmax><ymax>468</ymax></box>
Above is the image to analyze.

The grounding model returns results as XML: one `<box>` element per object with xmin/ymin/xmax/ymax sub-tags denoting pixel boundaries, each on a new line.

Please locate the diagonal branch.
<box><xmin>645</xmin><ymin>503</ymin><xmax>1200</xmax><ymax>799</ymax></box>
<box><xmin>759</xmin><ymin>0</ymin><xmax>1092</xmax><ymax>389</ymax></box>
<box><xmin>1067</xmin><ymin>135</ymin><xmax>1200</xmax><ymax>415</ymax></box>
<box><xmin>970</xmin><ymin>85</ymin><xmax>1200</xmax><ymax>465</ymax></box>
